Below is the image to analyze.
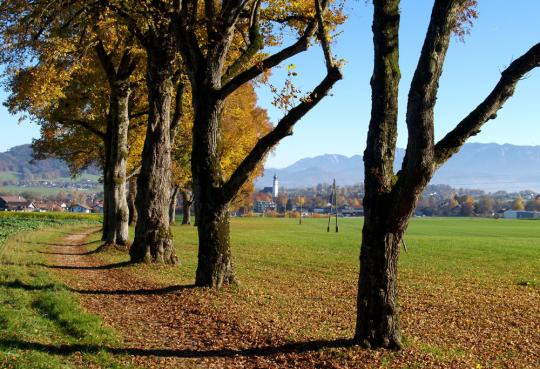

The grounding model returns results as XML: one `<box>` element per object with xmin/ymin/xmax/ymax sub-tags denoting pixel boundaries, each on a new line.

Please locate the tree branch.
<box><xmin>218</xmin><ymin>18</ymin><xmax>318</xmax><ymax>99</ymax></box>
<box><xmin>221</xmin><ymin>0</ymin><xmax>263</xmax><ymax>84</ymax></box>
<box><xmin>221</xmin><ymin>66</ymin><xmax>342</xmax><ymax>203</ymax></box>
<box><xmin>129</xmin><ymin>111</ymin><xmax>148</xmax><ymax>119</ymax></box>
<box><xmin>314</xmin><ymin>0</ymin><xmax>334</xmax><ymax>72</ymax></box>
<box><xmin>95</xmin><ymin>39</ymin><xmax>117</xmax><ymax>82</ymax></box>
<box><xmin>434</xmin><ymin>42</ymin><xmax>540</xmax><ymax>166</ymax></box>
<box><xmin>170</xmin><ymin>82</ymin><xmax>185</xmax><ymax>139</ymax></box>
<box><xmin>398</xmin><ymin>0</ymin><xmax>466</xmax><ymax>179</ymax></box>
<box><xmin>58</xmin><ymin>118</ymin><xmax>107</xmax><ymax>140</ymax></box>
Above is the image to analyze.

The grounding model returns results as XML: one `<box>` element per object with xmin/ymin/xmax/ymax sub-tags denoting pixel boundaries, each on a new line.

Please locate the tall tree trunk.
<box><xmin>127</xmin><ymin>175</ymin><xmax>138</xmax><ymax>226</ymax></box>
<box><xmin>191</xmin><ymin>93</ymin><xmax>235</xmax><ymax>287</ymax></box>
<box><xmin>169</xmin><ymin>185</ymin><xmax>179</xmax><ymax>225</ymax></box>
<box><xmin>355</xmin><ymin>0</ymin><xmax>402</xmax><ymax>349</ymax></box>
<box><xmin>130</xmin><ymin>45</ymin><xmax>178</xmax><ymax>265</ymax></box>
<box><xmin>195</xmin><ymin>201</ymin><xmax>234</xmax><ymax>287</ymax></box>
<box><xmin>104</xmin><ymin>81</ymin><xmax>130</xmax><ymax>247</ymax></box>
<box><xmin>101</xmin><ymin>136</ymin><xmax>112</xmax><ymax>241</ymax></box>
<box><xmin>181</xmin><ymin>189</ymin><xmax>192</xmax><ymax>225</ymax></box>
<box><xmin>355</xmin><ymin>209</ymin><xmax>404</xmax><ymax>349</ymax></box>
<box><xmin>95</xmin><ymin>41</ymin><xmax>134</xmax><ymax>249</ymax></box>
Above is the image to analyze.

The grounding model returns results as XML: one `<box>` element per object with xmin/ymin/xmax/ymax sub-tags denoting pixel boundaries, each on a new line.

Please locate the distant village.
<box><xmin>1</xmin><ymin>174</ymin><xmax>540</xmax><ymax>220</ymax></box>
<box><xmin>242</xmin><ymin>176</ymin><xmax>540</xmax><ymax>220</ymax></box>
<box><xmin>0</xmin><ymin>194</ymin><xmax>101</xmax><ymax>214</ymax></box>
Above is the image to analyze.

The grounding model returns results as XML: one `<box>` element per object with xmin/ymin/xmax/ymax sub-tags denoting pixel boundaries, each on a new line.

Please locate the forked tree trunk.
<box><xmin>127</xmin><ymin>176</ymin><xmax>138</xmax><ymax>226</ymax></box>
<box><xmin>169</xmin><ymin>185</ymin><xmax>179</xmax><ymax>225</ymax></box>
<box><xmin>181</xmin><ymin>189</ymin><xmax>192</xmax><ymax>225</ymax></box>
<box><xmin>130</xmin><ymin>45</ymin><xmax>177</xmax><ymax>264</ymax></box>
<box><xmin>104</xmin><ymin>82</ymin><xmax>130</xmax><ymax>247</ymax></box>
<box><xmin>355</xmin><ymin>0</ymin><xmax>403</xmax><ymax>349</ymax></box>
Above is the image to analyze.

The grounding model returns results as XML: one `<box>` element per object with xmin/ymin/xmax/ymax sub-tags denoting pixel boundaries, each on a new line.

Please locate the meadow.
<box><xmin>0</xmin><ymin>215</ymin><xmax>538</xmax><ymax>368</ymax></box>
<box><xmin>110</xmin><ymin>216</ymin><xmax>539</xmax><ymax>367</ymax></box>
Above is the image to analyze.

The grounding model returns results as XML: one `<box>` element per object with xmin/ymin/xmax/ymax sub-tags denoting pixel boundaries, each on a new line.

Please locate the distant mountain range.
<box><xmin>256</xmin><ymin>143</ymin><xmax>540</xmax><ymax>192</ymax></box>
<box><xmin>1</xmin><ymin>143</ymin><xmax>539</xmax><ymax>192</ymax></box>
<box><xmin>0</xmin><ymin>144</ymin><xmax>99</xmax><ymax>181</ymax></box>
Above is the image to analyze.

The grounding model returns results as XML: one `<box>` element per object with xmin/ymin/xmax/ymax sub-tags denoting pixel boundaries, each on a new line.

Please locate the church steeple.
<box><xmin>272</xmin><ymin>174</ymin><xmax>279</xmax><ymax>198</ymax></box>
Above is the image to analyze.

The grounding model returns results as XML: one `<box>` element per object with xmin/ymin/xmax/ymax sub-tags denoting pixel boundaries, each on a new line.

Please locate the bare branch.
<box><xmin>129</xmin><ymin>111</ymin><xmax>148</xmax><ymax>119</ymax></box>
<box><xmin>95</xmin><ymin>39</ymin><xmax>117</xmax><ymax>81</ymax></box>
<box><xmin>221</xmin><ymin>66</ymin><xmax>342</xmax><ymax>202</ymax></box>
<box><xmin>398</xmin><ymin>0</ymin><xmax>466</xmax><ymax>177</ymax></box>
<box><xmin>314</xmin><ymin>0</ymin><xmax>334</xmax><ymax>71</ymax></box>
<box><xmin>434</xmin><ymin>42</ymin><xmax>540</xmax><ymax>166</ymax></box>
<box><xmin>221</xmin><ymin>0</ymin><xmax>263</xmax><ymax>83</ymax></box>
<box><xmin>58</xmin><ymin>118</ymin><xmax>107</xmax><ymax>140</ymax></box>
<box><xmin>170</xmin><ymin>82</ymin><xmax>185</xmax><ymax>138</ymax></box>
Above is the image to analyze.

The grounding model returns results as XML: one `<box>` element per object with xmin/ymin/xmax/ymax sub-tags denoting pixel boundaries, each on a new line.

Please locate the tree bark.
<box><xmin>355</xmin><ymin>0</ymin><xmax>402</xmax><ymax>349</ymax></box>
<box><xmin>130</xmin><ymin>43</ymin><xmax>178</xmax><ymax>265</ymax></box>
<box><xmin>127</xmin><ymin>175</ymin><xmax>138</xmax><ymax>226</ymax></box>
<box><xmin>96</xmin><ymin>42</ymin><xmax>133</xmax><ymax>249</ymax></box>
<box><xmin>104</xmin><ymin>81</ymin><xmax>130</xmax><ymax>247</ymax></box>
<box><xmin>191</xmin><ymin>93</ymin><xmax>234</xmax><ymax>286</ymax></box>
<box><xmin>181</xmin><ymin>189</ymin><xmax>192</xmax><ymax>225</ymax></box>
<box><xmin>355</xmin><ymin>211</ymin><xmax>405</xmax><ymax>349</ymax></box>
<box><xmin>195</xmin><ymin>201</ymin><xmax>234</xmax><ymax>287</ymax></box>
<box><xmin>169</xmin><ymin>185</ymin><xmax>179</xmax><ymax>225</ymax></box>
<box><xmin>101</xmin><ymin>137</ymin><xmax>111</xmax><ymax>242</ymax></box>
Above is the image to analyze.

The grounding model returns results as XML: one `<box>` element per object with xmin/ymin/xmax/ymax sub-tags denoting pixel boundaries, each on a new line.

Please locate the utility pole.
<box><xmin>327</xmin><ymin>179</ymin><xmax>339</xmax><ymax>232</ymax></box>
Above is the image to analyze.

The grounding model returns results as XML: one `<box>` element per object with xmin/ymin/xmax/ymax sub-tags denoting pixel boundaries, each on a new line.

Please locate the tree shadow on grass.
<box><xmin>25</xmin><ymin>240</ymin><xmax>100</xmax><ymax>247</ymax></box>
<box><xmin>37</xmin><ymin>261</ymin><xmax>133</xmax><ymax>270</ymax></box>
<box><xmin>1</xmin><ymin>279</ymin><xmax>195</xmax><ymax>296</ymax></box>
<box><xmin>0</xmin><ymin>337</ymin><xmax>355</xmax><ymax>359</ymax></box>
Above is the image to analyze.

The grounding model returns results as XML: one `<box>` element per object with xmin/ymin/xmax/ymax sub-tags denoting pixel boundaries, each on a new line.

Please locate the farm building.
<box><xmin>68</xmin><ymin>204</ymin><xmax>92</xmax><ymax>213</ymax></box>
<box><xmin>0</xmin><ymin>195</ymin><xmax>36</xmax><ymax>211</ymax></box>
<box><xmin>254</xmin><ymin>200</ymin><xmax>276</xmax><ymax>213</ymax></box>
<box><xmin>503</xmin><ymin>210</ymin><xmax>540</xmax><ymax>219</ymax></box>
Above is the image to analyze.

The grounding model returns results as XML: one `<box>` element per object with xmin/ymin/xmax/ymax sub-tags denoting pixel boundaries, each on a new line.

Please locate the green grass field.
<box><xmin>148</xmin><ymin>216</ymin><xmax>539</xmax><ymax>288</ymax></box>
<box><xmin>1</xmin><ymin>215</ymin><xmax>538</xmax><ymax>368</ymax></box>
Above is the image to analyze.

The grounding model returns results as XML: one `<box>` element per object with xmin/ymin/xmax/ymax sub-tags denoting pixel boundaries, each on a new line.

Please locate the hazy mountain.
<box><xmin>0</xmin><ymin>144</ymin><xmax>99</xmax><ymax>181</ymax></box>
<box><xmin>256</xmin><ymin>143</ymin><xmax>540</xmax><ymax>192</ymax></box>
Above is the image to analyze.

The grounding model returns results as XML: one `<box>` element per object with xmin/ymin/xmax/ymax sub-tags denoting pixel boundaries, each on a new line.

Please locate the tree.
<box><xmin>476</xmin><ymin>195</ymin><xmax>494</xmax><ymax>216</ymax></box>
<box><xmin>525</xmin><ymin>196</ymin><xmax>540</xmax><ymax>211</ymax></box>
<box><xmin>513</xmin><ymin>195</ymin><xmax>525</xmax><ymax>210</ymax></box>
<box><xmin>460</xmin><ymin>195</ymin><xmax>475</xmax><ymax>217</ymax></box>
<box><xmin>101</xmin><ymin>2</ymin><xmax>186</xmax><ymax>264</ymax></box>
<box><xmin>356</xmin><ymin>0</ymin><xmax>539</xmax><ymax>349</ymax></box>
<box><xmin>171</xmin><ymin>82</ymin><xmax>272</xmax><ymax>225</ymax></box>
<box><xmin>173</xmin><ymin>0</ymin><xmax>344</xmax><ymax>287</ymax></box>
<box><xmin>0</xmin><ymin>2</ymin><xmax>146</xmax><ymax>248</ymax></box>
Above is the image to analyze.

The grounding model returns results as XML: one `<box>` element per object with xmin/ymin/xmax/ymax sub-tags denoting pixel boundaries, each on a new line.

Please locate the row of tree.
<box><xmin>1</xmin><ymin>0</ymin><xmax>539</xmax><ymax>350</ymax></box>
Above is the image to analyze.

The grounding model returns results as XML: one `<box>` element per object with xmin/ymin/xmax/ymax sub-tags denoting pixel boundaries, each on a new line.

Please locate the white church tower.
<box><xmin>272</xmin><ymin>174</ymin><xmax>279</xmax><ymax>199</ymax></box>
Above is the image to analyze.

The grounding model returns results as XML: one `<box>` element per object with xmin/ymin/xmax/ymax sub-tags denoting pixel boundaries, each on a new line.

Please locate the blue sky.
<box><xmin>1</xmin><ymin>0</ymin><xmax>539</xmax><ymax>168</ymax></box>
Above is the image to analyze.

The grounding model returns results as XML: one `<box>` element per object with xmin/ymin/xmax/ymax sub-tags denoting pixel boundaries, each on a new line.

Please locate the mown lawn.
<box><xmin>0</xmin><ymin>214</ymin><xmax>131</xmax><ymax>369</ymax></box>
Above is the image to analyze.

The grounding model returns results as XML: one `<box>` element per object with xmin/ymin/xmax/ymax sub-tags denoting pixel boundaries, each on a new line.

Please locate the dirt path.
<box><xmin>44</xmin><ymin>228</ymin><xmax>308</xmax><ymax>369</ymax></box>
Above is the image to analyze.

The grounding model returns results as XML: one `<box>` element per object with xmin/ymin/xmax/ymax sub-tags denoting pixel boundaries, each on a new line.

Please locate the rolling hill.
<box><xmin>0</xmin><ymin>144</ymin><xmax>99</xmax><ymax>181</ymax></box>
